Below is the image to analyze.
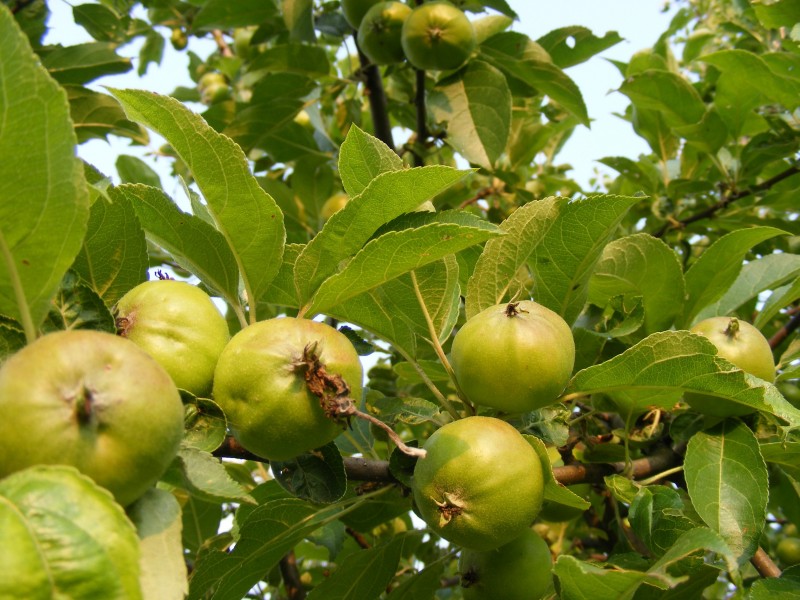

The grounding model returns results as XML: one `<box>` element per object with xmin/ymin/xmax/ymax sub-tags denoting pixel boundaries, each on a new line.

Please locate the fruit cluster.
<box><xmin>346</xmin><ymin>0</ymin><xmax>477</xmax><ymax>70</ymax></box>
<box><xmin>0</xmin><ymin>275</ymin><xmax>777</xmax><ymax>599</ymax></box>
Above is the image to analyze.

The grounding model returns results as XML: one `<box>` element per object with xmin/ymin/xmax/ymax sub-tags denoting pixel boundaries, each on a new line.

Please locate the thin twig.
<box><xmin>338</xmin><ymin>400</ymin><xmax>427</xmax><ymax>458</ymax></box>
<box><xmin>458</xmin><ymin>186</ymin><xmax>496</xmax><ymax>209</ymax></box>
<box><xmin>211</xmin><ymin>30</ymin><xmax>234</xmax><ymax>58</ymax></box>
<box><xmin>769</xmin><ymin>312</ymin><xmax>800</xmax><ymax>350</ymax></box>
<box><xmin>279</xmin><ymin>551</ymin><xmax>307</xmax><ymax>600</ymax></box>
<box><xmin>413</xmin><ymin>69</ymin><xmax>427</xmax><ymax>167</ymax></box>
<box><xmin>409</xmin><ymin>270</ymin><xmax>473</xmax><ymax>416</ymax></box>
<box><xmin>345</xmin><ymin>527</ymin><xmax>371</xmax><ymax>549</ymax></box>
<box><xmin>751</xmin><ymin>547</ymin><xmax>781</xmax><ymax>578</ymax></box>
<box><xmin>355</xmin><ymin>41</ymin><xmax>395</xmax><ymax>152</ymax></box>
<box><xmin>654</xmin><ymin>163</ymin><xmax>800</xmax><ymax>237</ymax></box>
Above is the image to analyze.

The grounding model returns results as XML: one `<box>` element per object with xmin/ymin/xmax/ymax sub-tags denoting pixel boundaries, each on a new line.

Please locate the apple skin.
<box><xmin>0</xmin><ymin>330</ymin><xmax>185</xmax><ymax>506</ymax></box>
<box><xmin>115</xmin><ymin>279</ymin><xmax>230</xmax><ymax>397</ymax></box>
<box><xmin>685</xmin><ymin>316</ymin><xmax>775</xmax><ymax>417</ymax></box>
<box><xmin>212</xmin><ymin>317</ymin><xmax>363</xmax><ymax>461</ymax></box>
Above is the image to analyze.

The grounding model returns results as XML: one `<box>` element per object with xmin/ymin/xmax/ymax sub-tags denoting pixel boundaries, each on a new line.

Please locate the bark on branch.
<box><xmin>214</xmin><ymin>436</ymin><xmax>682</xmax><ymax>487</ymax></box>
<box><xmin>654</xmin><ymin>163</ymin><xmax>800</xmax><ymax>237</ymax></box>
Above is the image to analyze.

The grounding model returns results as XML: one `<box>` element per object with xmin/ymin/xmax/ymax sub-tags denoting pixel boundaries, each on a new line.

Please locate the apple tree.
<box><xmin>1</xmin><ymin>0</ymin><xmax>800</xmax><ymax>598</ymax></box>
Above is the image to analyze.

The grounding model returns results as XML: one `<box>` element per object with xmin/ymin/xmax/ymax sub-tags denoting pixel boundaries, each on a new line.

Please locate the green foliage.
<box><xmin>1</xmin><ymin>0</ymin><xmax>800</xmax><ymax>598</ymax></box>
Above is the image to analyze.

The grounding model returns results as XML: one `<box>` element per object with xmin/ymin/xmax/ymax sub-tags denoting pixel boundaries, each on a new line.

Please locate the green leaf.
<box><xmin>472</xmin><ymin>14</ymin><xmax>514</xmax><ymax>44</ymax></box>
<box><xmin>752</xmin><ymin>0</ymin><xmax>800</xmax><ymax>30</ymax></box>
<box><xmin>758</xmin><ymin>278</ymin><xmax>800</xmax><ymax>330</ymax></box>
<box><xmin>72</xmin><ymin>3</ymin><xmax>126</xmax><ymax>43</ymax></box>
<box><xmin>128</xmin><ymin>489</ymin><xmax>188</xmax><ymax>600</ymax></box>
<box><xmin>108</xmin><ymin>89</ymin><xmax>285</xmax><ymax>314</ymax></box>
<box><xmin>674</xmin><ymin>108</ymin><xmax>728</xmax><ymax>154</ymax></box>
<box><xmin>188</xmin><ymin>498</ymin><xmax>347</xmax><ymax>599</ymax></box>
<box><xmin>750</xmin><ymin>576</ymin><xmax>800</xmax><ymax>598</ymax></box>
<box><xmin>306</xmin><ymin>532</ymin><xmax>419</xmax><ymax>600</ymax></box>
<box><xmin>554</xmin><ymin>528</ymin><xmax>736</xmax><ymax>600</ymax></box>
<box><xmin>632</xmin><ymin>564</ymin><xmax>722</xmax><ymax>600</ymax></box>
<box><xmin>695</xmin><ymin>252</ymin><xmax>800</xmax><ymax>324</ymax></box>
<box><xmin>568</xmin><ymin>330</ymin><xmax>800</xmax><ymax>423</ymax></box>
<box><xmin>224</xmin><ymin>73</ymin><xmax>315</xmax><ymax>152</ymax></box>
<box><xmin>589</xmin><ymin>234</ymin><xmax>685</xmax><ymax>335</ymax></box>
<box><xmin>480</xmin><ymin>32</ymin><xmax>589</xmax><ymax>125</ymax></box>
<box><xmin>605</xmin><ymin>474</ymin><xmax>640</xmax><ymax>505</ymax></box>
<box><xmin>389</xmin><ymin>560</ymin><xmax>447</xmax><ymax>600</ymax></box>
<box><xmin>536</xmin><ymin>26</ymin><xmax>623</xmax><ymax>68</ymax></box>
<box><xmin>372</xmin><ymin>395</ymin><xmax>441</xmax><ymax>426</ymax></box>
<box><xmin>466</xmin><ymin>195</ymin><xmax>638</xmax><ymax>324</ymax></box>
<box><xmin>333</xmin><ymin>294</ymin><xmax>419</xmax><ymax>357</ymax></box>
<box><xmin>165</xmin><ymin>446</ymin><xmax>253</xmax><ymax>504</ymax></box>
<box><xmin>294</xmin><ymin>166</ymin><xmax>469</xmax><ymax>306</ymax></box>
<box><xmin>181</xmin><ymin>496</ymin><xmax>222</xmax><ymax>556</ymax></box>
<box><xmin>307</xmin><ymin>220</ymin><xmax>500</xmax><ymax>315</ymax></box>
<box><xmin>41</xmin><ymin>42</ymin><xmax>131</xmax><ymax>85</ymax></box>
<box><xmin>680</xmin><ymin>226</ymin><xmax>787</xmax><ymax>328</ymax></box>
<box><xmin>111</xmin><ymin>184</ymin><xmax>240</xmax><ymax>309</ymax></box>
<box><xmin>192</xmin><ymin>0</ymin><xmax>279</xmax><ymax>30</ymax></box>
<box><xmin>760</xmin><ymin>442</ymin><xmax>800</xmax><ymax>481</ymax></box>
<box><xmin>66</xmin><ymin>85</ymin><xmax>148</xmax><ymax>144</ymax></box>
<box><xmin>0</xmin><ymin>9</ymin><xmax>90</xmax><ymax>335</ymax></box>
<box><xmin>249</xmin><ymin>43</ymin><xmax>331</xmax><ymax>77</ymax></box>
<box><xmin>554</xmin><ymin>557</ymin><xmax>665</xmax><ymax>599</ymax></box>
<box><xmin>116</xmin><ymin>155</ymin><xmax>162</xmax><ymax>188</ymax></box>
<box><xmin>429</xmin><ymin>60</ymin><xmax>511</xmax><ymax>170</ymax></box>
<box><xmin>183</xmin><ymin>398</ymin><xmax>228</xmax><ymax>454</ymax></box>
<box><xmin>43</xmin><ymin>270</ymin><xmax>115</xmax><ymax>333</ymax></box>
<box><xmin>0</xmin><ymin>321</ymin><xmax>26</xmax><ymax>361</ymax></box>
<box><xmin>701</xmin><ymin>50</ymin><xmax>800</xmax><ymax>111</ymax></box>
<box><xmin>0</xmin><ymin>465</ymin><xmax>142</xmax><ymax>600</ymax></box>
<box><xmin>330</xmin><ymin>258</ymin><xmax>460</xmax><ymax>359</ymax></box>
<box><xmin>619</xmin><ymin>70</ymin><xmax>705</xmax><ymax>128</ymax></box>
<box><xmin>526</xmin><ymin>434</ymin><xmax>591</xmax><ymax>512</ymax></box>
<box><xmin>338</xmin><ymin>125</ymin><xmax>404</xmax><ymax>198</ymax></box>
<box><xmin>138</xmin><ymin>31</ymin><xmax>165</xmax><ymax>77</ymax></box>
<box><xmin>379</xmin><ymin>255</ymin><xmax>461</xmax><ymax>347</ymax></box>
<box><xmin>271</xmin><ymin>442</ymin><xmax>347</xmax><ymax>504</ymax></box>
<box><xmin>283</xmin><ymin>0</ymin><xmax>315</xmax><ymax>42</ymax></box>
<box><xmin>628</xmin><ymin>486</ymin><xmax>698</xmax><ymax>558</ymax></box>
<box><xmin>684</xmin><ymin>420</ymin><xmax>768</xmax><ymax>562</ymax></box>
<box><xmin>72</xmin><ymin>189</ymin><xmax>148</xmax><ymax>306</ymax></box>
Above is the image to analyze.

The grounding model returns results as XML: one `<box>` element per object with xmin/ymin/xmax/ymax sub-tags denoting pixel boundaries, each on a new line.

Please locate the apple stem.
<box><xmin>337</xmin><ymin>399</ymin><xmax>427</xmax><ymax>459</ymax></box>
<box><xmin>725</xmin><ymin>317</ymin><xmax>740</xmax><ymax>338</ymax></box>
<box><xmin>299</xmin><ymin>343</ymin><xmax>427</xmax><ymax>459</ymax></box>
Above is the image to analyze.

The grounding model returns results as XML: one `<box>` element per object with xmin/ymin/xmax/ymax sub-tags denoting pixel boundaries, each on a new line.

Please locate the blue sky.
<box><xmin>45</xmin><ymin>0</ymin><xmax>679</xmax><ymax>191</ymax></box>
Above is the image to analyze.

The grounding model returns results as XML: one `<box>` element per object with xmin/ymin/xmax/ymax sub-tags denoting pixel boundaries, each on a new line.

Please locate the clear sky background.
<box><xmin>45</xmin><ymin>0</ymin><xmax>679</xmax><ymax>192</ymax></box>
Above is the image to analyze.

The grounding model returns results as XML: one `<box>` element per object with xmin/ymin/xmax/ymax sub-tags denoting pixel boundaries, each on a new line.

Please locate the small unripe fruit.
<box><xmin>213</xmin><ymin>317</ymin><xmax>363</xmax><ymax>461</ymax></box>
<box><xmin>412</xmin><ymin>416</ymin><xmax>544</xmax><ymax>551</ymax></box>
<box><xmin>685</xmin><ymin>316</ymin><xmax>775</xmax><ymax>417</ymax></box>
<box><xmin>115</xmin><ymin>279</ymin><xmax>230</xmax><ymax>397</ymax></box>
<box><xmin>450</xmin><ymin>301</ymin><xmax>575</xmax><ymax>413</ymax></box>
<box><xmin>170</xmin><ymin>28</ymin><xmax>188</xmax><ymax>50</ymax></box>
<box><xmin>0</xmin><ymin>330</ymin><xmax>184</xmax><ymax>506</ymax></box>
<box><xmin>357</xmin><ymin>1</ymin><xmax>412</xmax><ymax>65</ymax></box>
<box><xmin>401</xmin><ymin>2</ymin><xmax>476</xmax><ymax>71</ymax></box>
<box><xmin>459</xmin><ymin>528</ymin><xmax>553</xmax><ymax>600</ymax></box>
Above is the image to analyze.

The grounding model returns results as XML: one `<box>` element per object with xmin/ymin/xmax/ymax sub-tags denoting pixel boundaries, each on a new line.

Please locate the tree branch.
<box><xmin>211</xmin><ymin>30</ymin><xmax>234</xmax><ymax>58</ymax></box>
<box><xmin>279</xmin><ymin>551</ymin><xmax>307</xmax><ymax>600</ymax></box>
<box><xmin>213</xmin><ymin>436</ymin><xmax>682</xmax><ymax>486</ymax></box>
<box><xmin>654</xmin><ymin>163</ymin><xmax>800</xmax><ymax>238</ymax></box>
<box><xmin>769</xmin><ymin>311</ymin><xmax>800</xmax><ymax>350</ymax></box>
<box><xmin>355</xmin><ymin>42</ymin><xmax>395</xmax><ymax>152</ymax></box>
<box><xmin>751</xmin><ymin>547</ymin><xmax>781</xmax><ymax>578</ymax></box>
<box><xmin>413</xmin><ymin>68</ymin><xmax>428</xmax><ymax>167</ymax></box>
